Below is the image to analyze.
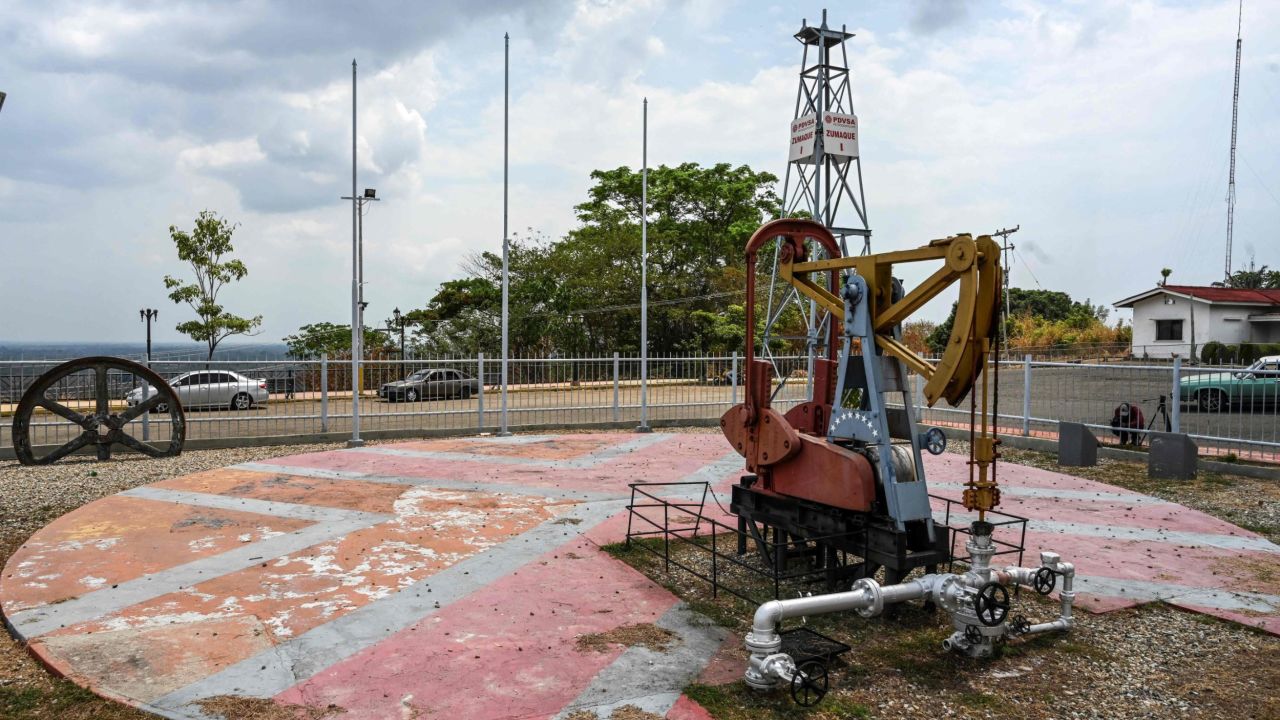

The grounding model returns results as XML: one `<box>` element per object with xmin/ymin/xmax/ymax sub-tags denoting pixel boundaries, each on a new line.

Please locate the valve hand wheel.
<box><xmin>974</xmin><ymin>581</ymin><xmax>1011</xmax><ymax>627</ymax></box>
<box><xmin>1010</xmin><ymin>615</ymin><xmax>1032</xmax><ymax>635</ymax></box>
<box><xmin>963</xmin><ymin>624</ymin><xmax>982</xmax><ymax>645</ymax></box>
<box><xmin>924</xmin><ymin>427</ymin><xmax>947</xmax><ymax>455</ymax></box>
<box><xmin>789</xmin><ymin>660</ymin><xmax>829</xmax><ymax>707</ymax></box>
<box><xmin>11</xmin><ymin>357</ymin><xmax>185</xmax><ymax>465</ymax></box>
<box><xmin>1032</xmin><ymin>567</ymin><xmax>1057</xmax><ymax>596</ymax></box>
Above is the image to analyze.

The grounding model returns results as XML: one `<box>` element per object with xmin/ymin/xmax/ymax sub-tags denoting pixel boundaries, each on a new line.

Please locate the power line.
<box><xmin>1012</xmin><ymin>247</ymin><xmax>1043</xmax><ymax>289</ymax></box>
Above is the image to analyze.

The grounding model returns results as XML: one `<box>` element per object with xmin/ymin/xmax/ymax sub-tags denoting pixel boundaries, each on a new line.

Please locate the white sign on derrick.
<box><xmin>822</xmin><ymin>112</ymin><xmax>859</xmax><ymax>159</ymax></box>
<box><xmin>788</xmin><ymin>113</ymin><xmax>816</xmax><ymax>162</ymax></box>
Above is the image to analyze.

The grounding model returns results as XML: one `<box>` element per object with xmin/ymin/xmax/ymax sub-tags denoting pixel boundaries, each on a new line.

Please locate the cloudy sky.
<box><xmin>1</xmin><ymin>0</ymin><xmax>1277</xmax><ymax>344</ymax></box>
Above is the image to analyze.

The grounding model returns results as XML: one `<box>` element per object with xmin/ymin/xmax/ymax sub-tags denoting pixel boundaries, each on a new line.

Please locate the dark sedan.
<box><xmin>380</xmin><ymin>368</ymin><xmax>479</xmax><ymax>402</ymax></box>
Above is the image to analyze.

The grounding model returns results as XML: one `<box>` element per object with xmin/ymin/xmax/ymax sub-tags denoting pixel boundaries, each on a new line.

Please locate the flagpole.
<box><xmin>637</xmin><ymin>97</ymin><xmax>651</xmax><ymax>432</ymax></box>
<box><xmin>499</xmin><ymin>32</ymin><xmax>511</xmax><ymax>436</ymax></box>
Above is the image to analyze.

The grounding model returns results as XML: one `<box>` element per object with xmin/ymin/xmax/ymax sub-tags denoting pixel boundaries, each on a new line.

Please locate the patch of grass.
<box><xmin>957</xmin><ymin>691</ymin><xmax>1001</xmax><ymax>709</ymax></box>
<box><xmin>685</xmin><ymin>682</ymin><xmax>869</xmax><ymax>720</ymax></box>
<box><xmin>195</xmin><ymin>696</ymin><xmax>346</xmax><ymax>720</ymax></box>
<box><xmin>0</xmin><ymin>681</ymin><xmax>142</xmax><ymax>720</ymax></box>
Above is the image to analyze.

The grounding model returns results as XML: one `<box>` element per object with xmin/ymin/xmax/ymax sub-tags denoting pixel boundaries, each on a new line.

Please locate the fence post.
<box><xmin>1171</xmin><ymin>356</ymin><xmax>1181</xmax><ymax>434</ymax></box>
<box><xmin>731</xmin><ymin>351</ymin><xmax>739</xmax><ymax>406</ymax></box>
<box><xmin>141</xmin><ymin>373</ymin><xmax>150</xmax><ymax>441</ymax></box>
<box><xmin>477</xmin><ymin>353</ymin><xmax>485</xmax><ymax>432</ymax></box>
<box><xmin>1022</xmin><ymin>354</ymin><xmax>1031</xmax><ymax>437</ymax></box>
<box><xmin>320</xmin><ymin>354</ymin><xmax>329</xmax><ymax>433</ymax></box>
<box><xmin>612</xmin><ymin>352</ymin><xmax>620</xmax><ymax>423</ymax></box>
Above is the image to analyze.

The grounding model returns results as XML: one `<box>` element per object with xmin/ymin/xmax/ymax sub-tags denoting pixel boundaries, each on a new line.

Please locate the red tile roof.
<box><xmin>1162</xmin><ymin>285</ymin><xmax>1280</xmax><ymax>304</ymax></box>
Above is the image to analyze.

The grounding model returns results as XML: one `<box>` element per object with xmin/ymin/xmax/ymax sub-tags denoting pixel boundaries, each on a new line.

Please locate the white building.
<box><xmin>1113</xmin><ymin>285</ymin><xmax>1280</xmax><ymax>358</ymax></box>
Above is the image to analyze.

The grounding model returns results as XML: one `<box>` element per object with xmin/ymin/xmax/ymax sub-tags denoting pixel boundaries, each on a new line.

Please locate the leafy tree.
<box><xmin>927</xmin><ymin>288</ymin><xmax>1112</xmax><ymax>353</ymax></box>
<box><xmin>283</xmin><ymin>322</ymin><xmax>393</xmax><ymax>359</ymax></box>
<box><xmin>1160</xmin><ymin>267</ymin><xmax>1172</xmax><ymax>286</ymax></box>
<box><xmin>1227</xmin><ymin>263</ymin><xmax>1280</xmax><ymax>289</ymax></box>
<box><xmin>900</xmin><ymin>319</ymin><xmax>936</xmax><ymax>354</ymax></box>
<box><xmin>402</xmin><ymin>163</ymin><xmax>780</xmax><ymax>358</ymax></box>
<box><xmin>163</xmin><ymin>211</ymin><xmax>262</xmax><ymax>360</ymax></box>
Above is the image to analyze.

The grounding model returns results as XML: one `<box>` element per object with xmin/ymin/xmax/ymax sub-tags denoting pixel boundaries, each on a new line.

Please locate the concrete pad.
<box><xmin>2</xmin><ymin>431</ymin><xmax>1278</xmax><ymax>720</ymax></box>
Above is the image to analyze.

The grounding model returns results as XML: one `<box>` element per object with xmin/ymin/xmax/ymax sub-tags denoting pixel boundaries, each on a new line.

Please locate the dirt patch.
<box><xmin>195</xmin><ymin>696</ymin><xmax>346</xmax><ymax>720</ymax></box>
<box><xmin>609</xmin><ymin>705</ymin><xmax>665</xmax><ymax>720</ymax></box>
<box><xmin>553</xmin><ymin>517</ymin><xmax>584</xmax><ymax>525</ymax></box>
<box><xmin>565</xmin><ymin>706</ymin><xmax>664</xmax><ymax>720</ymax></box>
<box><xmin>171</xmin><ymin>514</ymin><xmax>234</xmax><ymax>530</ymax></box>
<box><xmin>576</xmin><ymin>623</ymin><xmax>678</xmax><ymax>653</ymax></box>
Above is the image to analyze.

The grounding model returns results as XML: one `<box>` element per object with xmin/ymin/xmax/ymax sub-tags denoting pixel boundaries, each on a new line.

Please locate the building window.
<box><xmin>1155</xmin><ymin>319</ymin><xmax>1183</xmax><ymax>341</ymax></box>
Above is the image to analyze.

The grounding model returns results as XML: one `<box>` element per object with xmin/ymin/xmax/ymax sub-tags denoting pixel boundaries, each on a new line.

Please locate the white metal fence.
<box><xmin>2</xmin><ymin>354</ymin><xmax>1277</xmax><ymax>464</ymax></box>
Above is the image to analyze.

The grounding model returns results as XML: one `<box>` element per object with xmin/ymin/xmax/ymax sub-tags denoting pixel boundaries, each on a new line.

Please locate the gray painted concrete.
<box><xmin>553</xmin><ymin>602</ymin><xmax>728</xmax><ymax>719</ymax></box>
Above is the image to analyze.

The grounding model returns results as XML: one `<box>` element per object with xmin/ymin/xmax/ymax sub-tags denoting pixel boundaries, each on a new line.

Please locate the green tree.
<box><xmin>1227</xmin><ymin>263</ymin><xmax>1279</xmax><ymax>289</ymax></box>
<box><xmin>406</xmin><ymin>163</ymin><xmax>780</xmax><ymax>357</ymax></box>
<box><xmin>283</xmin><ymin>322</ymin><xmax>393</xmax><ymax>359</ymax></box>
<box><xmin>926</xmin><ymin>288</ymin><xmax>1110</xmax><ymax>353</ymax></box>
<box><xmin>163</xmin><ymin>211</ymin><xmax>262</xmax><ymax>360</ymax></box>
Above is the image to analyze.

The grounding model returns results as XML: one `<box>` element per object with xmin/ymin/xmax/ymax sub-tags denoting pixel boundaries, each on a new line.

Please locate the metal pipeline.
<box><xmin>745</xmin><ymin>575</ymin><xmax>944</xmax><ymax>689</ymax></box>
<box><xmin>746</xmin><ymin>549</ymin><xmax>1079</xmax><ymax>690</ymax></box>
<box><xmin>999</xmin><ymin>552</ymin><xmax>1077</xmax><ymax>635</ymax></box>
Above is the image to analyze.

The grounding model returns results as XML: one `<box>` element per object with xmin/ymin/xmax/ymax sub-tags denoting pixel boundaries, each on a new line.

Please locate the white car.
<box><xmin>126</xmin><ymin>370</ymin><xmax>269</xmax><ymax>412</ymax></box>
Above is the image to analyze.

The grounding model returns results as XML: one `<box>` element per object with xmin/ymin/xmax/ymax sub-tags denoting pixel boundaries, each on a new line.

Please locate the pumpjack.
<box><xmin>721</xmin><ymin>219</ymin><xmax>1076</xmax><ymax>703</ymax></box>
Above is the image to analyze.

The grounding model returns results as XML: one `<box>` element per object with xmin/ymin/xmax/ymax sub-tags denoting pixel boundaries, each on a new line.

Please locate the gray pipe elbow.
<box><xmin>752</xmin><ymin>599</ymin><xmax>785</xmax><ymax>638</ymax></box>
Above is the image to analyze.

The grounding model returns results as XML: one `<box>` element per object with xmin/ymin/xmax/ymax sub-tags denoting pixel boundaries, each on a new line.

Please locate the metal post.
<box><xmin>637</xmin><ymin>97</ymin><xmax>651</xmax><ymax>432</ymax></box>
<box><xmin>320</xmin><ymin>354</ymin><xmax>329</xmax><ymax>432</ymax></box>
<box><xmin>1171</xmin><ymin>356</ymin><xmax>1182</xmax><ymax>434</ymax></box>
<box><xmin>141</xmin><ymin>308</ymin><xmax>156</xmax><ymax>441</ymax></box>
<box><xmin>348</xmin><ymin>59</ymin><xmax>362</xmax><ymax>447</ymax></box>
<box><xmin>477</xmin><ymin>352</ymin><xmax>485</xmax><ymax>432</ymax></box>
<box><xmin>499</xmin><ymin>32</ymin><xmax>511</xmax><ymax>437</ymax></box>
<box><xmin>612</xmin><ymin>352</ymin><xmax>620</xmax><ymax>423</ymax></box>
<box><xmin>731</xmin><ymin>351</ymin><xmax>739</xmax><ymax>406</ymax></box>
<box><xmin>1022</xmin><ymin>354</ymin><xmax>1032</xmax><ymax>437</ymax></box>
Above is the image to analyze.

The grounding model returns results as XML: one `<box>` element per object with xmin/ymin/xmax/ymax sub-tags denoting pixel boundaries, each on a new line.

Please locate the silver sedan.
<box><xmin>126</xmin><ymin>370</ymin><xmax>269</xmax><ymax>411</ymax></box>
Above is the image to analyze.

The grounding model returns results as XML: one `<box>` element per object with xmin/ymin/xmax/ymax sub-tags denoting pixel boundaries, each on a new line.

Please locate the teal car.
<box><xmin>1179</xmin><ymin>355</ymin><xmax>1280</xmax><ymax>413</ymax></box>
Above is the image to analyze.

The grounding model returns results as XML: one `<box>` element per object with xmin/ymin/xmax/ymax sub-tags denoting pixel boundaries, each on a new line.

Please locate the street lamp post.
<box><xmin>341</xmin><ymin>181</ymin><xmax>380</xmax><ymax>445</ymax></box>
<box><xmin>392</xmin><ymin>307</ymin><xmax>406</xmax><ymax>358</ymax></box>
<box><xmin>139</xmin><ymin>309</ymin><xmax>158</xmax><ymax>363</ymax></box>
<box><xmin>140</xmin><ymin>308</ymin><xmax>157</xmax><ymax>440</ymax></box>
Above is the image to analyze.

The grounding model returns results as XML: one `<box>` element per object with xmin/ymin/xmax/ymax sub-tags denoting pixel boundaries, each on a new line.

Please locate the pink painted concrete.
<box><xmin>276</xmin><ymin>538</ymin><xmax>678</xmax><ymax>719</ymax></box>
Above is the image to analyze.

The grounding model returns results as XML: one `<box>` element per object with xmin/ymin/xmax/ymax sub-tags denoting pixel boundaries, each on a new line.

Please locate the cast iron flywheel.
<box><xmin>11</xmin><ymin>356</ymin><xmax>185</xmax><ymax>465</ymax></box>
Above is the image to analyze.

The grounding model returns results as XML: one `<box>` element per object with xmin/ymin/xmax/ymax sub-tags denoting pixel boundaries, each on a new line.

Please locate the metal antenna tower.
<box><xmin>760</xmin><ymin>10</ymin><xmax>870</xmax><ymax>400</ymax></box>
<box><xmin>1225</xmin><ymin>0</ymin><xmax>1242</xmax><ymax>282</ymax></box>
<box><xmin>780</xmin><ymin>9</ymin><xmax>869</xmax><ymax>255</ymax></box>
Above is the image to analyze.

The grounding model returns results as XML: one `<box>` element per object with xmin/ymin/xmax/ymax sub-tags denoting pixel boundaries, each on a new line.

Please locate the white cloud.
<box><xmin>0</xmin><ymin>0</ymin><xmax>1277</xmax><ymax>344</ymax></box>
<box><xmin>178</xmin><ymin>138</ymin><xmax>266</xmax><ymax>170</ymax></box>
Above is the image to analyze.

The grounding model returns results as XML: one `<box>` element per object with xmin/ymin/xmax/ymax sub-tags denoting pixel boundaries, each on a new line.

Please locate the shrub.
<box><xmin>1201</xmin><ymin>341</ymin><xmax>1226</xmax><ymax>365</ymax></box>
